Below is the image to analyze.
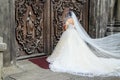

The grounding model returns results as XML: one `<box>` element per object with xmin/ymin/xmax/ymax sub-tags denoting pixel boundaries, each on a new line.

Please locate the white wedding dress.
<box><xmin>47</xmin><ymin>12</ymin><xmax>120</xmax><ymax>76</ymax></box>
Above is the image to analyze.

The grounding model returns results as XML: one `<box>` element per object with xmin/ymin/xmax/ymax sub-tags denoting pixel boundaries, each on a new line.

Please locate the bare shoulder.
<box><xmin>66</xmin><ymin>18</ymin><xmax>74</xmax><ymax>27</ymax></box>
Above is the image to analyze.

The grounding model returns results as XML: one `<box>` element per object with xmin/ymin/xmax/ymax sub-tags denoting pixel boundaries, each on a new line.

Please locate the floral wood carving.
<box><xmin>52</xmin><ymin>0</ymin><xmax>86</xmax><ymax>47</ymax></box>
<box><xmin>15</xmin><ymin>0</ymin><xmax>45</xmax><ymax>56</ymax></box>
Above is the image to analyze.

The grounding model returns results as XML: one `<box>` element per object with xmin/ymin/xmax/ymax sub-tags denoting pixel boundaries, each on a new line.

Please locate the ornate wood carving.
<box><xmin>15</xmin><ymin>0</ymin><xmax>88</xmax><ymax>56</ymax></box>
<box><xmin>15</xmin><ymin>0</ymin><xmax>45</xmax><ymax>56</ymax></box>
<box><xmin>51</xmin><ymin>0</ymin><xmax>88</xmax><ymax>47</ymax></box>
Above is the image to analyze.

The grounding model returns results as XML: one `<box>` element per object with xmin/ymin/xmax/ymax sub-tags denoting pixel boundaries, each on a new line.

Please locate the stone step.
<box><xmin>6</xmin><ymin>70</ymin><xmax>120</xmax><ymax>80</ymax></box>
<box><xmin>3</xmin><ymin>60</ymin><xmax>120</xmax><ymax>80</ymax></box>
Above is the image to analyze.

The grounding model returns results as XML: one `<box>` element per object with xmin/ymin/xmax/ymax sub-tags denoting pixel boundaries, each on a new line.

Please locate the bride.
<box><xmin>47</xmin><ymin>10</ymin><xmax>120</xmax><ymax>76</ymax></box>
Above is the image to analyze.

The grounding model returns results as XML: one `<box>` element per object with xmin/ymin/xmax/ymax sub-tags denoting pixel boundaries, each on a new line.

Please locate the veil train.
<box><xmin>71</xmin><ymin>11</ymin><xmax>120</xmax><ymax>58</ymax></box>
<box><xmin>47</xmin><ymin>11</ymin><xmax>120</xmax><ymax>76</ymax></box>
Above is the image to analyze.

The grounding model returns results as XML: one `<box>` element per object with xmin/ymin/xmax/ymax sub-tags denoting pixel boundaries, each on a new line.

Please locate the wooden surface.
<box><xmin>15</xmin><ymin>0</ymin><xmax>89</xmax><ymax>57</ymax></box>
<box><xmin>50</xmin><ymin>0</ymin><xmax>89</xmax><ymax>53</ymax></box>
<box><xmin>15</xmin><ymin>0</ymin><xmax>46</xmax><ymax>57</ymax></box>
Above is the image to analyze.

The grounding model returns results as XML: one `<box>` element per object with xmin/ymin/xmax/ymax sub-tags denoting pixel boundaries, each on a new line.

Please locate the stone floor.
<box><xmin>2</xmin><ymin>60</ymin><xmax>120</xmax><ymax>80</ymax></box>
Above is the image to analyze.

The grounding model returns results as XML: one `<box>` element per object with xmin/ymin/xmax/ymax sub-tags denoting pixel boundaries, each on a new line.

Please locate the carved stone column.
<box><xmin>0</xmin><ymin>37</ymin><xmax>7</xmax><ymax>80</ymax></box>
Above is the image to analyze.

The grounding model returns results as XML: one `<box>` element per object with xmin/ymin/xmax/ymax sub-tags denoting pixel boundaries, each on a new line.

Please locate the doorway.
<box><xmin>15</xmin><ymin>0</ymin><xmax>89</xmax><ymax>59</ymax></box>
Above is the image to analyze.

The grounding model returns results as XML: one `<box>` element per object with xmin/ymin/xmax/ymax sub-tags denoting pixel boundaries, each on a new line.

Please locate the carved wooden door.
<box><xmin>15</xmin><ymin>0</ymin><xmax>89</xmax><ymax>59</ymax></box>
<box><xmin>15</xmin><ymin>0</ymin><xmax>48</xmax><ymax>58</ymax></box>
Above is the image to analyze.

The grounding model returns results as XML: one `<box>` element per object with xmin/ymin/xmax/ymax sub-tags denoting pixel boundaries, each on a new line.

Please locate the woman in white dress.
<box><xmin>47</xmin><ymin>10</ymin><xmax>120</xmax><ymax>76</ymax></box>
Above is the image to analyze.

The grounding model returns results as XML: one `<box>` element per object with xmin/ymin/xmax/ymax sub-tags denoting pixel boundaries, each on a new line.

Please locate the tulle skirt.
<box><xmin>47</xmin><ymin>26</ymin><xmax>120</xmax><ymax>77</ymax></box>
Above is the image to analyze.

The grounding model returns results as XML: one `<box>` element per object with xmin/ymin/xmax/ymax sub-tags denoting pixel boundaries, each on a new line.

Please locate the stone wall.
<box><xmin>0</xmin><ymin>0</ymin><xmax>15</xmax><ymax>67</ymax></box>
<box><xmin>89</xmin><ymin>0</ymin><xmax>116</xmax><ymax>38</ymax></box>
<box><xmin>0</xmin><ymin>37</ymin><xmax>7</xmax><ymax>80</ymax></box>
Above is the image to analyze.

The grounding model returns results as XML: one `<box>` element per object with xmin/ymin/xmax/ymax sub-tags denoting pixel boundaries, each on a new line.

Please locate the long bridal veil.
<box><xmin>47</xmin><ymin>11</ymin><xmax>120</xmax><ymax>77</ymax></box>
<box><xmin>71</xmin><ymin>11</ymin><xmax>120</xmax><ymax>58</ymax></box>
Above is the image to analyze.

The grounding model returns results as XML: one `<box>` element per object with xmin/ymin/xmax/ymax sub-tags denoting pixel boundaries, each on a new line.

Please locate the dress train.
<box><xmin>47</xmin><ymin>25</ymin><xmax>120</xmax><ymax>76</ymax></box>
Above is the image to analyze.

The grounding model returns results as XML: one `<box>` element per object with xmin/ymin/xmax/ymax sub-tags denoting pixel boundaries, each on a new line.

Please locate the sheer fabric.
<box><xmin>47</xmin><ymin>12</ymin><xmax>120</xmax><ymax>76</ymax></box>
<box><xmin>71</xmin><ymin>12</ymin><xmax>120</xmax><ymax>58</ymax></box>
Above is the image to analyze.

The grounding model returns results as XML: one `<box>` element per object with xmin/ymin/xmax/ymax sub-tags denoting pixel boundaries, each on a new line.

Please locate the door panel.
<box><xmin>50</xmin><ymin>0</ymin><xmax>89</xmax><ymax>52</ymax></box>
<box><xmin>15</xmin><ymin>0</ymin><xmax>46</xmax><ymax>57</ymax></box>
